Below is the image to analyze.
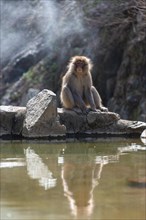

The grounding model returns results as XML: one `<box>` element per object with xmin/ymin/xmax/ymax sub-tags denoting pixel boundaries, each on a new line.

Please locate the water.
<box><xmin>0</xmin><ymin>138</ymin><xmax>146</xmax><ymax>220</ymax></box>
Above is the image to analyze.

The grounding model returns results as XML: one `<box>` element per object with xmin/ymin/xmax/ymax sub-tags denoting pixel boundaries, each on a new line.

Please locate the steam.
<box><xmin>1</xmin><ymin>0</ymin><xmax>85</xmax><ymax>66</ymax></box>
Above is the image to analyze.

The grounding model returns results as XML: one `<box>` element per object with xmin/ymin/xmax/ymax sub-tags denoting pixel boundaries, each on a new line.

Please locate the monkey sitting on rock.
<box><xmin>60</xmin><ymin>56</ymin><xmax>108</xmax><ymax>114</ymax></box>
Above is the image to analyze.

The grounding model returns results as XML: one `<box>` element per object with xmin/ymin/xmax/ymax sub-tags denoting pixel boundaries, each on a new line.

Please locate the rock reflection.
<box><xmin>118</xmin><ymin>142</ymin><xmax>146</xmax><ymax>189</ymax></box>
<box><xmin>24</xmin><ymin>147</ymin><xmax>57</xmax><ymax>190</ymax></box>
<box><xmin>0</xmin><ymin>158</ymin><xmax>25</xmax><ymax>168</ymax></box>
<box><xmin>118</xmin><ymin>142</ymin><xmax>146</xmax><ymax>153</ymax></box>
<box><xmin>60</xmin><ymin>146</ymin><xmax>119</xmax><ymax>218</ymax></box>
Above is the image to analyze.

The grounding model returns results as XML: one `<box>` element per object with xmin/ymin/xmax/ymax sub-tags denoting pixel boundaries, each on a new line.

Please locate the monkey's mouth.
<box><xmin>76</xmin><ymin>68</ymin><xmax>83</xmax><ymax>73</ymax></box>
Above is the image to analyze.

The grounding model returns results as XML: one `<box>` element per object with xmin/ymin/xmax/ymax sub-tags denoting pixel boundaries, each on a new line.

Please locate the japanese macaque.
<box><xmin>60</xmin><ymin>56</ymin><xmax>108</xmax><ymax>113</ymax></box>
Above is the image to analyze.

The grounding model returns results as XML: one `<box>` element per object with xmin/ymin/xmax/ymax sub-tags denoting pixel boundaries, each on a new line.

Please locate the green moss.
<box><xmin>10</xmin><ymin>92</ymin><xmax>21</xmax><ymax>102</ymax></box>
<box><xmin>51</xmin><ymin>63</ymin><xmax>57</xmax><ymax>72</ymax></box>
<box><xmin>23</xmin><ymin>68</ymin><xmax>43</xmax><ymax>86</ymax></box>
<box><xmin>23</xmin><ymin>69</ymin><xmax>34</xmax><ymax>82</ymax></box>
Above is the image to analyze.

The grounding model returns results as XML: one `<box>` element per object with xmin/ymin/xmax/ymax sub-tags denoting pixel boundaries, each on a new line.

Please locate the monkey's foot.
<box><xmin>88</xmin><ymin>108</ymin><xmax>101</xmax><ymax>113</ymax></box>
<box><xmin>100</xmin><ymin>107</ymin><xmax>108</xmax><ymax>112</ymax></box>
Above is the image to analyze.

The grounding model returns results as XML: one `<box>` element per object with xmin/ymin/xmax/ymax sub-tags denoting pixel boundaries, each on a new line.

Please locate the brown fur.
<box><xmin>60</xmin><ymin>56</ymin><xmax>108</xmax><ymax>113</ymax></box>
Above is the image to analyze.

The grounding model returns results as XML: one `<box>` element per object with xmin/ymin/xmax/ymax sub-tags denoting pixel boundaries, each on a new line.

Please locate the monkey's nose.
<box><xmin>77</xmin><ymin>67</ymin><xmax>82</xmax><ymax>72</ymax></box>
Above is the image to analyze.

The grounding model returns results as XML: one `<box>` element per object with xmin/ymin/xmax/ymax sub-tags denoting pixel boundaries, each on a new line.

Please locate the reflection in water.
<box><xmin>95</xmin><ymin>154</ymin><xmax>119</xmax><ymax>164</ymax></box>
<box><xmin>0</xmin><ymin>158</ymin><xmax>26</xmax><ymax>168</ymax></box>
<box><xmin>24</xmin><ymin>147</ymin><xmax>57</xmax><ymax>190</ymax></box>
<box><xmin>118</xmin><ymin>142</ymin><xmax>146</xmax><ymax>153</ymax></box>
<box><xmin>60</xmin><ymin>148</ymin><xmax>120</xmax><ymax>218</ymax></box>
<box><xmin>118</xmin><ymin>143</ymin><xmax>146</xmax><ymax>187</ymax></box>
<box><xmin>61</xmin><ymin>160</ymin><xmax>96</xmax><ymax>217</ymax></box>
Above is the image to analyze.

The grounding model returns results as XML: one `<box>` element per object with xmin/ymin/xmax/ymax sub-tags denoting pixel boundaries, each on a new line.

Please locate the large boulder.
<box><xmin>22</xmin><ymin>89</ymin><xmax>66</xmax><ymax>137</ymax></box>
<box><xmin>0</xmin><ymin>105</ymin><xmax>26</xmax><ymax>136</ymax></box>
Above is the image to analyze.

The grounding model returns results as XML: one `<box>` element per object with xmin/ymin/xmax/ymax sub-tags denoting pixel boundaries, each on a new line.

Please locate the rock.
<box><xmin>0</xmin><ymin>105</ymin><xmax>26</xmax><ymax>136</ymax></box>
<box><xmin>141</xmin><ymin>129</ymin><xmax>146</xmax><ymax>145</ymax></box>
<box><xmin>58</xmin><ymin>108</ymin><xmax>87</xmax><ymax>133</ymax></box>
<box><xmin>87</xmin><ymin>111</ymin><xmax>120</xmax><ymax>127</ymax></box>
<box><xmin>58</xmin><ymin>108</ymin><xmax>146</xmax><ymax>136</ymax></box>
<box><xmin>22</xmin><ymin>89</ymin><xmax>66</xmax><ymax>138</ymax></box>
<box><xmin>141</xmin><ymin>129</ymin><xmax>146</xmax><ymax>138</ymax></box>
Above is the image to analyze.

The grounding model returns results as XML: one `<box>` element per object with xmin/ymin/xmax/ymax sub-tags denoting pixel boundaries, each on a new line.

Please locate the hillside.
<box><xmin>1</xmin><ymin>0</ymin><xmax>146</xmax><ymax>121</ymax></box>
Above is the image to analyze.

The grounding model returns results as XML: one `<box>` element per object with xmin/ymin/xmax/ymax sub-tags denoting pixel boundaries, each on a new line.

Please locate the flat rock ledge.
<box><xmin>0</xmin><ymin>89</ymin><xmax>146</xmax><ymax>140</ymax></box>
<box><xmin>58</xmin><ymin>109</ymin><xmax>146</xmax><ymax>137</ymax></box>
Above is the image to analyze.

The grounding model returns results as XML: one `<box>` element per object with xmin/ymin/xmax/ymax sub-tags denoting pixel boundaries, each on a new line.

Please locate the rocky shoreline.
<box><xmin>0</xmin><ymin>90</ymin><xmax>146</xmax><ymax>140</ymax></box>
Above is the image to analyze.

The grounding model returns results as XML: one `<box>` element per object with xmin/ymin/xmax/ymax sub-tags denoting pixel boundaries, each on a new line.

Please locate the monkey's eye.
<box><xmin>74</xmin><ymin>62</ymin><xmax>87</xmax><ymax>68</ymax></box>
<box><xmin>81</xmin><ymin>63</ymin><xmax>88</xmax><ymax>68</ymax></box>
<box><xmin>83</xmin><ymin>63</ymin><xmax>87</xmax><ymax>67</ymax></box>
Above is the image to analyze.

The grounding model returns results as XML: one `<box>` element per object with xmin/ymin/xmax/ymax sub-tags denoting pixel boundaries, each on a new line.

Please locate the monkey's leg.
<box><xmin>91</xmin><ymin>86</ymin><xmax>108</xmax><ymax>111</ymax></box>
<box><xmin>61</xmin><ymin>86</ymin><xmax>75</xmax><ymax>109</ymax></box>
<box><xmin>84</xmin><ymin>87</ymin><xmax>96</xmax><ymax>111</ymax></box>
<box><xmin>73</xmin><ymin>92</ymin><xmax>88</xmax><ymax>113</ymax></box>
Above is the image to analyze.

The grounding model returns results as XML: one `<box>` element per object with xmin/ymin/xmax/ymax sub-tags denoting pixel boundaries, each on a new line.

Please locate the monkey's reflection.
<box><xmin>60</xmin><ymin>148</ymin><xmax>109</xmax><ymax>218</ymax></box>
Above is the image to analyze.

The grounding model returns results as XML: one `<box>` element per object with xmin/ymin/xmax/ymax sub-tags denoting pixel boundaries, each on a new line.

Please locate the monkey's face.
<box><xmin>68</xmin><ymin>56</ymin><xmax>92</xmax><ymax>76</ymax></box>
<box><xmin>73</xmin><ymin>59</ymin><xmax>88</xmax><ymax>75</ymax></box>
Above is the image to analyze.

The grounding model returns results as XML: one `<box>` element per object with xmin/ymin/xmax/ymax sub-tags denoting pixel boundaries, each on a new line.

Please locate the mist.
<box><xmin>1</xmin><ymin>0</ymin><xmax>85</xmax><ymax>66</ymax></box>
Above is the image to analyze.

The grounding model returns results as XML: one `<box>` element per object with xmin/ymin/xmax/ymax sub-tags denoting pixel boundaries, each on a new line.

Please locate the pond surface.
<box><xmin>0</xmin><ymin>138</ymin><xmax>146</xmax><ymax>220</ymax></box>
